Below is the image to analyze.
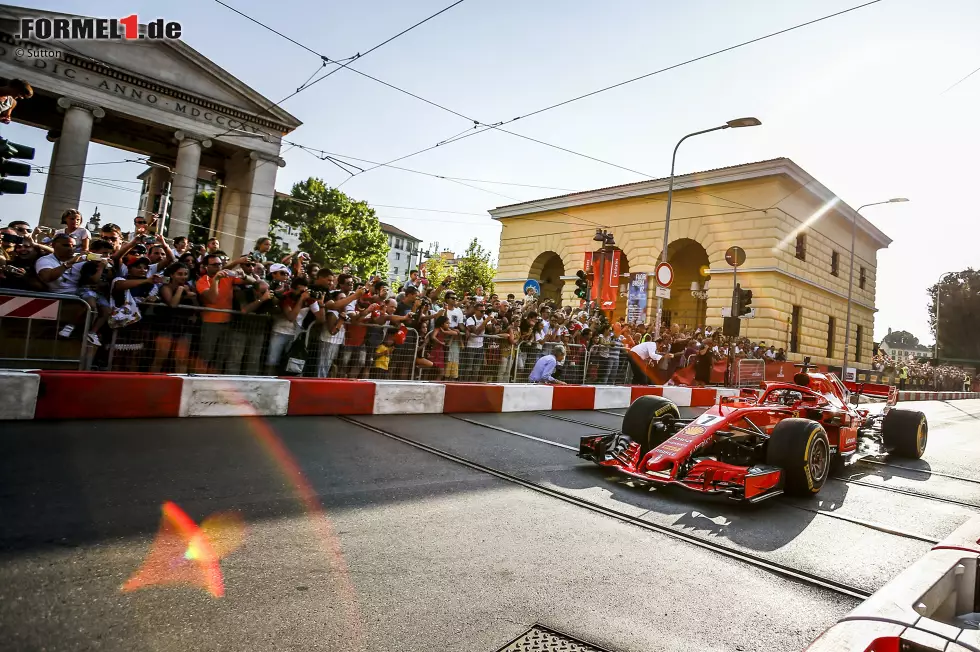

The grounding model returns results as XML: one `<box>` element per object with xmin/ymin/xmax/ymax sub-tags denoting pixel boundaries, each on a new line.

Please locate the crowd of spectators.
<box><xmin>1</xmin><ymin>211</ymin><xmax>974</xmax><ymax>390</ymax></box>
<box><xmin>871</xmin><ymin>351</ymin><xmax>972</xmax><ymax>391</ymax></box>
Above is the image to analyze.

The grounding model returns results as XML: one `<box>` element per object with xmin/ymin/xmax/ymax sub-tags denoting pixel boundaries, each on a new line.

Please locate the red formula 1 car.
<box><xmin>579</xmin><ymin>359</ymin><xmax>928</xmax><ymax>502</ymax></box>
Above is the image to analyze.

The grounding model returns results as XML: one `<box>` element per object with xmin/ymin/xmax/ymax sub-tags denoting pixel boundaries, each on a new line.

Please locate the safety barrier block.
<box><xmin>0</xmin><ymin>370</ymin><xmax>39</xmax><ymax>420</ymax></box>
<box><xmin>372</xmin><ymin>380</ymin><xmax>446</xmax><ymax>415</ymax></box>
<box><xmin>630</xmin><ymin>386</ymin><xmax>664</xmax><ymax>401</ymax></box>
<box><xmin>551</xmin><ymin>385</ymin><xmax>595</xmax><ymax>411</ymax></box>
<box><xmin>178</xmin><ymin>376</ymin><xmax>291</xmax><ymax>417</ymax></box>
<box><xmin>842</xmin><ymin>547</ymin><xmax>976</xmax><ymax>630</ymax></box>
<box><xmin>443</xmin><ymin>383</ymin><xmax>504</xmax><ymax>413</ymax></box>
<box><xmin>285</xmin><ymin>378</ymin><xmax>376</xmax><ymax>415</ymax></box>
<box><xmin>932</xmin><ymin>513</ymin><xmax>980</xmax><ymax>555</ymax></box>
<box><xmin>690</xmin><ymin>387</ymin><xmax>720</xmax><ymax>407</ymax></box>
<box><xmin>35</xmin><ymin>371</ymin><xmax>182</xmax><ymax>419</ymax></box>
<box><xmin>500</xmin><ymin>384</ymin><xmax>553</xmax><ymax>412</ymax></box>
<box><xmin>593</xmin><ymin>386</ymin><xmax>631</xmax><ymax>409</ymax></box>
<box><xmin>661</xmin><ymin>386</ymin><xmax>693</xmax><ymax>406</ymax></box>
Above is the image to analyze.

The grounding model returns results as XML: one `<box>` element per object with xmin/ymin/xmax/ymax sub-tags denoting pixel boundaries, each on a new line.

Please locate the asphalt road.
<box><xmin>1</xmin><ymin>399</ymin><xmax>979</xmax><ymax>652</ymax></box>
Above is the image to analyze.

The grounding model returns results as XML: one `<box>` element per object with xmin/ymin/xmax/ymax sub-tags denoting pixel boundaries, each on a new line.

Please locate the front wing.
<box><xmin>578</xmin><ymin>433</ymin><xmax>784</xmax><ymax>503</ymax></box>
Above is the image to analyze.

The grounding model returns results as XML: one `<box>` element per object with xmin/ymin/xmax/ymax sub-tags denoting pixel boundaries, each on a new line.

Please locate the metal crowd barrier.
<box><xmin>0</xmin><ymin>288</ymin><xmax>95</xmax><ymax>370</ymax></box>
<box><xmin>103</xmin><ymin>301</ymin><xmax>420</xmax><ymax>379</ymax></box>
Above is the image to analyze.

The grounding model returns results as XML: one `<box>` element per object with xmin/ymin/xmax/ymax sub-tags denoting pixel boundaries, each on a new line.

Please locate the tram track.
<box><xmin>341</xmin><ymin>415</ymin><xmax>874</xmax><ymax>601</ymax></box>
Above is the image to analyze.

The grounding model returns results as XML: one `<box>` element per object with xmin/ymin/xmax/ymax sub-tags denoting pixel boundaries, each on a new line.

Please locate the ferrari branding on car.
<box><xmin>579</xmin><ymin>367</ymin><xmax>928</xmax><ymax>504</ymax></box>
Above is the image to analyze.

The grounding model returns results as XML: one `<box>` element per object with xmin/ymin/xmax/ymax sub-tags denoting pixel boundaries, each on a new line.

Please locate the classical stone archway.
<box><xmin>0</xmin><ymin>5</ymin><xmax>301</xmax><ymax>256</ymax></box>
<box><xmin>662</xmin><ymin>238</ymin><xmax>710</xmax><ymax>330</ymax></box>
<box><xmin>528</xmin><ymin>251</ymin><xmax>565</xmax><ymax>304</ymax></box>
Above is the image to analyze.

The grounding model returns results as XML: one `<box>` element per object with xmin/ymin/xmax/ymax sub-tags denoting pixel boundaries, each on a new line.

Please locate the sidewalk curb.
<box><xmin>2</xmin><ymin>370</ymin><xmax>976</xmax><ymax>420</ymax></box>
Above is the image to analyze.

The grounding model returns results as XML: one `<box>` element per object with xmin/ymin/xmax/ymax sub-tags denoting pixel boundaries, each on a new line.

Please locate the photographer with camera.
<box><xmin>1</xmin><ymin>227</ymin><xmax>46</xmax><ymax>292</ymax></box>
<box><xmin>266</xmin><ymin>275</ymin><xmax>316</xmax><ymax>375</ymax></box>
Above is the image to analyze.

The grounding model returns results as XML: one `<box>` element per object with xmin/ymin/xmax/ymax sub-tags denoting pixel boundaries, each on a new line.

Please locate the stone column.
<box><xmin>166</xmin><ymin>131</ymin><xmax>211</xmax><ymax>239</ymax></box>
<box><xmin>141</xmin><ymin>165</ymin><xmax>168</xmax><ymax>221</ymax></box>
<box><xmin>216</xmin><ymin>150</ymin><xmax>284</xmax><ymax>258</ymax></box>
<box><xmin>39</xmin><ymin>98</ymin><xmax>105</xmax><ymax>227</ymax></box>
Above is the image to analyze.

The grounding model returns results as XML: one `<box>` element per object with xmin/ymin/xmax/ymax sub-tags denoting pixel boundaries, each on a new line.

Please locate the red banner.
<box><xmin>584</xmin><ymin>250</ymin><xmax>620</xmax><ymax>311</ymax></box>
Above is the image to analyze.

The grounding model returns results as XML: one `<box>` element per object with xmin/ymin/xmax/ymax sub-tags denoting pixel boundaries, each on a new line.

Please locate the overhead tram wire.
<box><xmin>322</xmin><ymin>0</ymin><xmax>885</xmax><ymax>195</ymax></box>
<box><xmin>212</xmin><ymin>0</ymin><xmax>472</xmax><ymax>131</ymax></box>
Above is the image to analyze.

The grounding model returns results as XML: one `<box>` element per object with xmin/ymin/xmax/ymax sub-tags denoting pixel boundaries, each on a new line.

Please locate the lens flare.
<box><xmin>122</xmin><ymin>501</ymin><xmax>245</xmax><ymax>598</ymax></box>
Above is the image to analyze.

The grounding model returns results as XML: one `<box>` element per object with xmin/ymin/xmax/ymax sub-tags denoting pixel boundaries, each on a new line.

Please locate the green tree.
<box><xmin>421</xmin><ymin>252</ymin><xmax>450</xmax><ymax>290</ymax></box>
<box><xmin>881</xmin><ymin>330</ymin><xmax>919</xmax><ymax>347</ymax></box>
<box><xmin>928</xmin><ymin>268</ymin><xmax>980</xmax><ymax>360</ymax></box>
<box><xmin>452</xmin><ymin>237</ymin><xmax>496</xmax><ymax>297</ymax></box>
<box><xmin>270</xmin><ymin>178</ymin><xmax>389</xmax><ymax>277</ymax></box>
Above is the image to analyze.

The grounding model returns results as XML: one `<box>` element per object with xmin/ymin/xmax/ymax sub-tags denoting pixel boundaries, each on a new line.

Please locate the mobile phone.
<box><xmin>2</xmin><ymin>233</ymin><xmax>23</xmax><ymax>244</ymax></box>
<box><xmin>86</xmin><ymin>253</ymin><xmax>103</xmax><ymax>261</ymax></box>
<box><xmin>159</xmin><ymin>276</ymin><xmax>170</xmax><ymax>284</ymax></box>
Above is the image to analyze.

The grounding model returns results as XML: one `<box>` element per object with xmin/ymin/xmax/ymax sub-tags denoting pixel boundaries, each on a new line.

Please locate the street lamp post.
<box><xmin>654</xmin><ymin>117</ymin><xmax>761</xmax><ymax>339</ymax></box>
<box><xmin>933</xmin><ymin>271</ymin><xmax>956</xmax><ymax>362</ymax></box>
<box><xmin>841</xmin><ymin>198</ymin><xmax>908</xmax><ymax>381</ymax></box>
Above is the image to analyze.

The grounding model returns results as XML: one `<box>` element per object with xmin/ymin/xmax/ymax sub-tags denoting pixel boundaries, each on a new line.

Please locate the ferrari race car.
<box><xmin>579</xmin><ymin>359</ymin><xmax>928</xmax><ymax>503</ymax></box>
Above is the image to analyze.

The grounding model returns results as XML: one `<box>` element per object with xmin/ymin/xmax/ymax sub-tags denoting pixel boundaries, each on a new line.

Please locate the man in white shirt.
<box><xmin>627</xmin><ymin>340</ymin><xmax>674</xmax><ymax>385</ymax></box>
<box><xmin>35</xmin><ymin>234</ymin><xmax>86</xmax><ymax>294</ymax></box>
<box><xmin>462</xmin><ymin>302</ymin><xmax>490</xmax><ymax>381</ymax></box>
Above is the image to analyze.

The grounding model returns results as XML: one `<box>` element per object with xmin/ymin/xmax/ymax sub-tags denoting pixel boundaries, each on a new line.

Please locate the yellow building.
<box><xmin>490</xmin><ymin>158</ymin><xmax>891</xmax><ymax>368</ymax></box>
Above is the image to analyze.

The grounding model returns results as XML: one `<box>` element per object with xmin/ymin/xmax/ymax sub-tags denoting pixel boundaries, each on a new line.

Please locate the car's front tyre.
<box><xmin>766</xmin><ymin>418</ymin><xmax>831</xmax><ymax>496</ymax></box>
<box><xmin>882</xmin><ymin>409</ymin><xmax>927</xmax><ymax>459</ymax></box>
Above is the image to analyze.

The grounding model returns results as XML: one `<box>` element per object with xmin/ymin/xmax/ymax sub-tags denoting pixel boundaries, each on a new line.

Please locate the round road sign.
<box><xmin>655</xmin><ymin>262</ymin><xmax>673</xmax><ymax>288</ymax></box>
<box><xmin>725</xmin><ymin>246</ymin><xmax>746</xmax><ymax>268</ymax></box>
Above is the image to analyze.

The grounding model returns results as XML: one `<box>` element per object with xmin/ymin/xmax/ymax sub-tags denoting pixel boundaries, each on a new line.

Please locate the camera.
<box><xmin>159</xmin><ymin>276</ymin><xmax>171</xmax><ymax>284</ymax></box>
<box><xmin>2</xmin><ymin>233</ymin><xmax>23</xmax><ymax>244</ymax></box>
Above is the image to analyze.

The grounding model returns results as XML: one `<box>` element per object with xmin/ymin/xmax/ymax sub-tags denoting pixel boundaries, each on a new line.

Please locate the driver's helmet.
<box><xmin>793</xmin><ymin>372</ymin><xmax>810</xmax><ymax>387</ymax></box>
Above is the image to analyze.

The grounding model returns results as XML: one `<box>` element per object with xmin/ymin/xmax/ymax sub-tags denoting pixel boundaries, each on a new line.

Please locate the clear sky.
<box><xmin>3</xmin><ymin>0</ymin><xmax>978</xmax><ymax>343</ymax></box>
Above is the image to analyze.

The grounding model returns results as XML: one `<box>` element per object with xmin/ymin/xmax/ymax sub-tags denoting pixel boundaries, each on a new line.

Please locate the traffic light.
<box><xmin>574</xmin><ymin>269</ymin><xmax>588</xmax><ymax>299</ymax></box>
<box><xmin>737</xmin><ymin>285</ymin><xmax>753</xmax><ymax>317</ymax></box>
<box><xmin>0</xmin><ymin>138</ymin><xmax>35</xmax><ymax>195</ymax></box>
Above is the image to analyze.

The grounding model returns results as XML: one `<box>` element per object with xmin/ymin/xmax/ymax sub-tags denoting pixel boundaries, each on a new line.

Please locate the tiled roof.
<box><xmin>379</xmin><ymin>222</ymin><xmax>421</xmax><ymax>242</ymax></box>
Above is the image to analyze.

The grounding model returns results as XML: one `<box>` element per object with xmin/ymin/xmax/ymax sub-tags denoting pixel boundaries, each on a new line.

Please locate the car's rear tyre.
<box><xmin>766</xmin><ymin>418</ymin><xmax>831</xmax><ymax>497</ymax></box>
<box><xmin>882</xmin><ymin>409</ymin><xmax>927</xmax><ymax>459</ymax></box>
<box><xmin>621</xmin><ymin>395</ymin><xmax>680</xmax><ymax>455</ymax></box>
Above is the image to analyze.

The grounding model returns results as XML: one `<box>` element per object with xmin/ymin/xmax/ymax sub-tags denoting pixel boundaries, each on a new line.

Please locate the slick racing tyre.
<box><xmin>621</xmin><ymin>395</ymin><xmax>680</xmax><ymax>455</ymax></box>
<box><xmin>882</xmin><ymin>409</ymin><xmax>928</xmax><ymax>459</ymax></box>
<box><xmin>766</xmin><ymin>418</ymin><xmax>830</xmax><ymax>497</ymax></box>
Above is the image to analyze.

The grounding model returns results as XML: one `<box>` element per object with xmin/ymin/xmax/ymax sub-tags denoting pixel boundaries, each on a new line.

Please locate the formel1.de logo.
<box><xmin>17</xmin><ymin>15</ymin><xmax>182</xmax><ymax>41</ymax></box>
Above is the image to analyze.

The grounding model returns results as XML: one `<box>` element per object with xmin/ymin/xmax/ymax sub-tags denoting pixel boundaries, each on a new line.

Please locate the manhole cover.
<box><xmin>497</xmin><ymin>624</ymin><xmax>617</xmax><ymax>652</ymax></box>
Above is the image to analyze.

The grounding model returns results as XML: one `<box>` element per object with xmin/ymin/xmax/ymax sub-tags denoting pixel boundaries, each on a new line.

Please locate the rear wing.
<box><xmin>844</xmin><ymin>380</ymin><xmax>898</xmax><ymax>406</ymax></box>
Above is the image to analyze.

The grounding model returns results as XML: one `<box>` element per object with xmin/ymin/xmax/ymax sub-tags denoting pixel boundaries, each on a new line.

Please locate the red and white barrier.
<box><xmin>0</xmin><ymin>370</ymin><xmax>752</xmax><ymax>419</ymax></box>
<box><xmin>807</xmin><ymin>515</ymin><xmax>980</xmax><ymax>652</ymax></box>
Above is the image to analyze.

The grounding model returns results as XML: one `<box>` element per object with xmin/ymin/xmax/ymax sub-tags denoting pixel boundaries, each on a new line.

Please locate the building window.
<box><xmin>859</xmin><ymin>267</ymin><xmax>867</xmax><ymax>289</ymax></box>
<box><xmin>827</xmin><ymin>317</ymin><xmax>835</xmax><ymax>358</ymax></box>
<box><xmin>395</xmin><ymin>252</ymin><xmax>401</xmax><ymax>260</ymax></box>
<box><xmin>392</xmin><ymin>267</ymin><xmax>398</xmax><ymax>276</ymax></box>
<box><xmin>855</xmin><ymin>325</ymin><xmax>863</xmax><ymax>362</ymax></box>
<box><xmin>395</xmin><ymin>238</ymin><xmax>403</xmax><ymax>250</ymax></box>
<box><xmin>831</xmin><ymin>251</ymin><xmax>839</xmax><ymax>277</ymax></box>
<box><xmin>790</xmin><ymin>305</ymin><xmax>801</xmax><ymax>353</ymax></box>
<box><xmin>795</xmin><ymin>234</ymin><xmax>807</xmax><ymax>261</ymax></box>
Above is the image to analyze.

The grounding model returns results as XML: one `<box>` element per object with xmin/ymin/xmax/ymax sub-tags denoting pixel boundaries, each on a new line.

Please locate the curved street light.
<box><xmin>841</xmin><ymin>198</ymin><xmax>907</xmax><ymax>381</ymax></box>
<box><xmin>654</xmin><ymin>117</ymin><xmax>762</xmax><ymax>338</ymax></box>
